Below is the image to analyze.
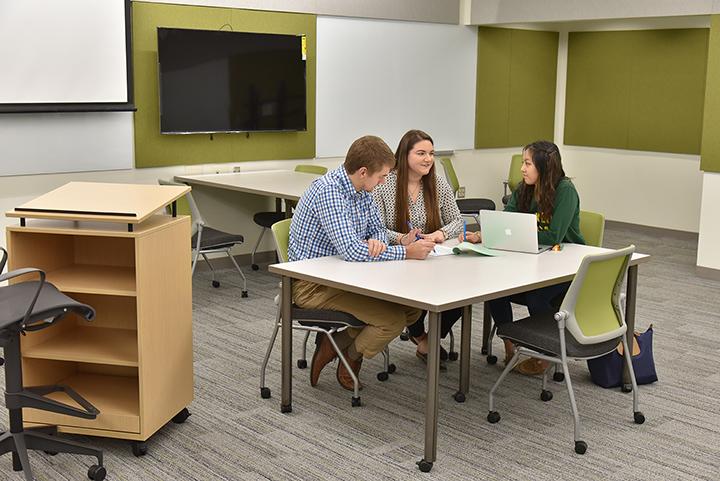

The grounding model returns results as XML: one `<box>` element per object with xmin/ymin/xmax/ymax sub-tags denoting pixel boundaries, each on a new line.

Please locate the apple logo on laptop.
<box><xmin>505</xmin><ymin>228</ymin><xmax>512</xmax><ymax>236</ymax></box>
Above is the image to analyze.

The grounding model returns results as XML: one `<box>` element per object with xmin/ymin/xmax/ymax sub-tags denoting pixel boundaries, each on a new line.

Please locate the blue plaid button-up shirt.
<box><xmin>289</xmin><ymin>166</ymin><xmax>406</xmax><ymax>262</ymax></box>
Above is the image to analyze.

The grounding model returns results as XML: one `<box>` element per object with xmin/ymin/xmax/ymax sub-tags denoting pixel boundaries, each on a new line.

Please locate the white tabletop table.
<box><xmin>268</xmin><ymin>243</ymin><xmax>650</xmax><ymax>472</ymax></box>
<box><xmin>174</xmin><ymin>170</ymin><xmax>321</xmax><ymax>213</ymax></box>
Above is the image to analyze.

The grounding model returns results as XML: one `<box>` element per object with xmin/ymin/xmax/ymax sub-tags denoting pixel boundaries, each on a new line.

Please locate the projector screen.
<box><xmin>0</xmin><ymin>0</ymin><xmax>133</xmax><ymax>112</ymax></box>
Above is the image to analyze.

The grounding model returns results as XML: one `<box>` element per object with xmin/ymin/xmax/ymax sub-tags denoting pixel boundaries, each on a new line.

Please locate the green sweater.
<box><xmin>506</xmin><ymin>178</ymin><xmax>585</xmax><ymax>246</ymax></box>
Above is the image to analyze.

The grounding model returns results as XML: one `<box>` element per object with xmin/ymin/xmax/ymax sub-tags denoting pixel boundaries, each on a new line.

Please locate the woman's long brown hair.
<box><xmin>393</xmin><ymin>130</ymin><xmax>442</xmax><ymax>234</ymax></box>
<box><xmin>517</xmin><ymin>140</ymin><xmax>566</xmax><ymax>222</ymax></box>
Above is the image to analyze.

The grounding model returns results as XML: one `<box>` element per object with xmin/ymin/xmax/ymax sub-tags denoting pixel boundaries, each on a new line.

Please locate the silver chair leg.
<box><xmin>200</xmin><ymin>253</ymin><xmax>216</xmax><ymax>281</ymax></box>
<box><xmin>561</xmin><ymin>359</ymin><xmax>582</xmax><ymax>444</ymax></box>
<box><xmin>300</xmin><ymin>330</ymin><xmax>311</xmax><ymax>364</ymax></box>
<box><xmin>191</xmin><ymin>248</ymin><xmax>201</xmax><ymax>276</ymax></box>
<box><xmin>260</xmin><ymin>308</ymin><xmax>282</xmax><ymax>396</ymax></box>
<box><xmin>486</xmin><ymin>323</ymin><xmax>498</xmax><ymax>363</ymax></box>
<box><xmin>488</xmin><ymin>348</ymin><xmax>521</xmax><ymax>412</ymax></box>
<box><xmin>620</xmin><ymin>337</ymin><xmax>643</xmax><ymax>418</ymax></box>
<box><xmin>251</xmin><ymin>227</ymin><xmax>267</xmax><ymax>268</ymax></box>
<box><xmin>226</xmin><ymin>249</ymin><xmax>248</xmax><ymax>297</ymax></box>
<box><xmin>323</xmin><ymin>330</ymin><xmax>361</xmax><ymax>404</ymax></box>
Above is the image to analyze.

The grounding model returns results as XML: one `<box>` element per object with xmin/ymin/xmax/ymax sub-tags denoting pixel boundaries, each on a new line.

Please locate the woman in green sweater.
<box><xmin>462</xmin><ymin>140</ymin><xmax>585</xmax><ymax>374</ymax></box>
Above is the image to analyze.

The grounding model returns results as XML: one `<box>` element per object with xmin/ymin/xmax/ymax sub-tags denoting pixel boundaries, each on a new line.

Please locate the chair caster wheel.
<box><xmin>417</xmin><ymin>459</ymin><xmax>433</xmax><ymax>472</ymax></box>
<box><xmin>387</xmin><ymin>363</ymin><xmax>397</xmax><ymax>374</ymax></box>
<box><xmin>553</xmin><ymin>372</ymin><xmax>565</xmax><ymax>382</ymax></box>
<box><xmin>297</xmin><ymin>359</ymin><xmax>307</xmax><ymax>369</ymax></box>
<box><xmin>251</xmin><ymin>264</ymin><xmax>259</xmax><ymax>271</ymax></box>
<box><xmin>131</xmin><ymin>441</ymin><xmax>148</xmax><ymax>457</ymax></box>
<box><xmin>486</xmin><ymin>355</ymin><xmax>498</xmax><ymax>365</ymax></box>
<box><xmin>575</xmin><ymin>440</ymin><xmax>587</xmax><ymax>454</ymax></box>
<box><xmin>634</xmin><ymin>411</ymin><xmax>645</xmax><ymax>424</ymax></box>
<box><xmin>172</xmin><ymin>407</ymin><xmax>191</xmax><ymax>424</ymax></box>
<box><xmin>487</xmin><ymin>411</ymin><xmax>500</xmax><ymax>423</ymax></box>
<box><xmin>241</xmin><ymin>290</ymin><xmax>248</xmax><ymax>298</ymax></box>
<box><xmin>260</xmin><ymin>387</ymin><xmax>271</xmax><ymax>399</ymax></box>
<box><xmin>377</xmin><ymin>371</ymin><xmax>389</xmax><ymax>381</ymax></box>
<box><xmin>453</xmin><ymin>391</ymin><xmax>466</xmax><ymax>403</ymax></box>
<box><xmin>88</xmin><ymin>465</ymin><xmax>107</xmax><ymax>481</ymax></box>
<box><xmin>44</xmin><ymin>451</ymin><xmax>58</xmax><ymax>456</ymax></box>
<box><xmin>540</xmin><ymin>390</ymin><xmax>553</xmax><ymax>402</ymax></box>
<box><xmin>351</xmin><ymin>396</ymin><xmax>361</xmax><ymax>407</ymax></box>
<box><xmin>212</xmin><ymin>280</ymin><xmax>220</xmax><ymax>288</ymax></box>
<box><xmin>621</xmin><ymin>384</ymin><xmax>633</xmax><ymax>393</ymax></box>
<box><xmin>399</xmin><ymin>331</ymin><xmax>410</xmax><ymax>341</ymax></box>
<box><xmin>448</xmin><ymin>351</ymin><xmax>459</xmax><ymax>361</ymax></box>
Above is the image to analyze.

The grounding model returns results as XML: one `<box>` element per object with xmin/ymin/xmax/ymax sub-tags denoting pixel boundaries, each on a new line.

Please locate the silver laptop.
<box><xmin>479</xmin><ymin>210</ymin><xmax>552</xmax><ymax>254</ymax></box>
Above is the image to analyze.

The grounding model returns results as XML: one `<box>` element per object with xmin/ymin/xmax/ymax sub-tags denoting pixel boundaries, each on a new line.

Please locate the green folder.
<box><xmin>452</xmin><ymin>242</ymin><xmax>500</xmax><ymax>256</ymax></box>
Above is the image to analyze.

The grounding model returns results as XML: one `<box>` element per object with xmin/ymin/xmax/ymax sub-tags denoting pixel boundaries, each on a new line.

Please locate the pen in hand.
<box><xmin>407</xmin><ymin>220</ymin><xmax>435</xmax><ymax>253</ymax></box>
<box><xmin>463</xmin><ymin>219</ymin><xmax>467</xmax><ymax>242</ymax></box>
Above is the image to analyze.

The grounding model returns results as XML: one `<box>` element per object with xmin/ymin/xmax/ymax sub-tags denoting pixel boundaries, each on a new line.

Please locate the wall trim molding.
<box><xmin>697</xmin><ymin>265</ymin><xmax>720</xmax><ymax>280</ymax></box>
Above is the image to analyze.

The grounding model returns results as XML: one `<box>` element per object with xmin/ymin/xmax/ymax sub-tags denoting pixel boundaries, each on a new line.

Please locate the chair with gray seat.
<box><xmin>0</xmin><ymin>247</ymin><xmax>106</xmax><ymax>481</ymax></box>
<box><xmin>486</xmin><ymin>245</ymin><xmax>645</xmax><ymax>454</ymax></box>
<box><xmin>250</xmin><ymin>164</ymin><xmax>327</xmax><ymax>271</ymax></box>
<box><xmin>159</xmin><ymin>179</ymin><xmax>248</xmax><ymax>297</ymax></box>
<box><xmin>259</xmin><ymin>219</ymin><xmax>395</xmax><ymax>407</ymax></box>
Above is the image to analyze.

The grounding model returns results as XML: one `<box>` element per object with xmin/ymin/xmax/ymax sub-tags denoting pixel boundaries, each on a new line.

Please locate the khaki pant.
<box><xmin>293</xmin><ymin>280</ymin><xmax>421</xmax><ymax>359</ymax></box>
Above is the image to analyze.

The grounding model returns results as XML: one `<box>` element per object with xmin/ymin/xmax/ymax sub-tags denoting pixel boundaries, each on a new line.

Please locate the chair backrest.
<box><xmin>158</xmin><ymin>179</ymin><xmax>204</xmax><ymax>228</ymax></box>
<box><xmin>295</xmin><ymin>164</ymin><xmax>327</xmax><ymax>175</ymax></box>
<box><xmin>271</xmin><ymin>218</ymin><xmax>292</xmax><ymax>263</ymax></box>
<box><xmin>579</xmin><ymin>210</ymin><xmax>605</xmax><ymax>247</ymax></box>
<box><xmin>507</xmin><ymin>154</ymin><xmax>524</xmax><ymax>193</ymax></box>
<box><xmin>439</xmin><ymin>157</ymin><xmax>460</xmax><ymax>194</ymax></box>
<box><xmin>559</xmin><ymin>245</ymin><xmax>635</xmax><ymax>345</ymax></box>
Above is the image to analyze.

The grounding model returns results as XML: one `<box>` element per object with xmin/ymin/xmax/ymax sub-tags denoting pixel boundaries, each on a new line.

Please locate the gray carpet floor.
<box><xmin>2</xmin><ymin>223</ymin><xmax>719</xmax><ymax>480</ymax></box>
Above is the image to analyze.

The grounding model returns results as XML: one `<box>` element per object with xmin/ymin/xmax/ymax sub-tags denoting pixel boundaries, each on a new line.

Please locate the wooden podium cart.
<box><xmin>5</xmin><ymin>182</ymin><xmax>194</xmax><ymax>456</ymax></box>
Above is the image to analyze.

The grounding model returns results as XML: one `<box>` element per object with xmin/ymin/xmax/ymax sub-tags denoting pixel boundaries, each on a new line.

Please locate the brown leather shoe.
<box><xmin>336</xmin><ymin>354</ymin><xmax>363</xmax><ymax>391</ymax></box>
<box><xmin>310</xmin><ymin>335</ymin><xmax>338</xmax><ymax>387</ymax></box>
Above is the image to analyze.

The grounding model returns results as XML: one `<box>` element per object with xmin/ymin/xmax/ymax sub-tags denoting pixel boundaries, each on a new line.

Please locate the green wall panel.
<box><xmin>475</xmin><ymin>27</ymin><xmax>558</xmax><ymax>149</ymax></box>
<box><xmin>701</xmin><ymin>16</ymin><xmax>720</xmax><ymax>173</ymax></box>
<box><xmin>565</xmin><ymin>29</ymin><xmax>708</xmax><ymax>155</ymax></box>
<box><xmin>132</xmin><ymin>3</ymin><xmax>316</xmax><ymax>168</ymax></box>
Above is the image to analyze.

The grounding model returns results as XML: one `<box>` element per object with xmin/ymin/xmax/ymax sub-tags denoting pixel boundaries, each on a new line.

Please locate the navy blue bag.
<box><xmin>587</xmin><ymin>325</ymin><xmax>658</xmax><ymax>388</ymax></box>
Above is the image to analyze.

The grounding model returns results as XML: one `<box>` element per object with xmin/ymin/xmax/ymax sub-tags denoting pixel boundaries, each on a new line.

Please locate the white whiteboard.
<box><xmin>316</xmin><ymin>16</ymin><xmax>477</xmax><ymax>157</ymax></box>
<box><xmin>0</xmin><ymin>0</ymin><xmax>129</xmax><ymax>104</ymax></box>
<box><xmin>0</xmin><ymin>113</ymin><xmax>134</xmax><ymax>176</ymax></box>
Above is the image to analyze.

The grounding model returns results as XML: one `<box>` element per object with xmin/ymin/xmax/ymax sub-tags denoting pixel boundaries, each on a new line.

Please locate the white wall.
<box><xmin>697</xmin><ymin>172</ymin><xmax>720</xmax><ymax>270</ymax></box>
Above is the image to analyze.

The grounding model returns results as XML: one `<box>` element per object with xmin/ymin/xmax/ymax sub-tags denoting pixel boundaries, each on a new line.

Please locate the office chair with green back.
<box><xmin>259</xmin><ymin>219</ymin><xmax>395</xmax><ymax>407</ymax></box>
<box><xmin>439</xmin><ymin>157</ymin><xmax>496</xmax><ymax>225</ymax></box>
<box><xmin>501</xmin><ymin>154</ymin><xmax>524</xmax><ymax>206</ymax></box>
<box><xmin>483</xmin><ymin>209</ymin><xmax>607</xmax><ymax>377</ymax></box>
<box><xmin>0</xmin><ymin>248</ymin><xmax>106</xmax><ymax>481</ymax></box>
<box><xmin>486</xmin><ymin>245</ymin><xmax>645</xmax><ymax>454</ymax></box>
<box><xmin>159</xmin><ymin>179</ymin><xmax>248</xmax><ymax>297</ymax></box>
<box><xmin>250</xmin><ymin>164</ymin><xmax>327</xmax><ymax>270</ymax></box>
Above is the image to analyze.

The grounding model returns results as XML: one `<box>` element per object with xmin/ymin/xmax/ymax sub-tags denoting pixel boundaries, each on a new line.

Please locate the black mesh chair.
<box><xmin>0</xmin><ymin>248</ymin><xmax>106</xmax><ymax>481</ymax></box>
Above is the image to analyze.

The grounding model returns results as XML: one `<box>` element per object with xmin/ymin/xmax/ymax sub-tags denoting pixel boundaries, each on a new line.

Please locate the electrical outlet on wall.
<box><xmin>233</xmin><ymin>166</ymin><xmax>242</xmax><ymax>173</ymax></box>
<box><xmin>457</xmin><ymin>186</ymin><xmax>466</xmax><ymax>198</ymax></box>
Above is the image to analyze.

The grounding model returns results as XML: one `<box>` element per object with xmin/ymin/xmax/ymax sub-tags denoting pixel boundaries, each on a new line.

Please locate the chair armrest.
<box><xmin>0</xmin><ymin>268</ymin><xmax>47</xmax><ymax>329</ymax></box>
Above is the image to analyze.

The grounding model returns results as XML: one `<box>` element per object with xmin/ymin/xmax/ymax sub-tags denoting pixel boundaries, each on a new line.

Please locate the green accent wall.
<box><xmin>701</xmin><ymin>16</ymin><xmax>720</xmax><ymax>172</ymax></box>
<box><xmin>475</xmin><ymin>27</ymin><xmax>558</xmax><ymax>149</ymax></box>
<box><xmin>132</xmin><ymin>2</ymin><xmax>316</xmax><ymax>168</ymax></box>
<box><xmin>565</xmin><ymin>29</ymin><xmax>708</xmax><ymax>155</ymax></box>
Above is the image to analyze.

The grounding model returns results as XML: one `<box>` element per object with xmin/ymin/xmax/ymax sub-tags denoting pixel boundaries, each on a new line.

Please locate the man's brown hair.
<box><xmin>344</xmin><ymin>135</ymin><xmax>396</xmax><ymax>174</ymax></box>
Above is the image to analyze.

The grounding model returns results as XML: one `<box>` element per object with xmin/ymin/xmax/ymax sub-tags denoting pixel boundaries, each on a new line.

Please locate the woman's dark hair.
<box><xmin>517</xmin><ymin>140</ymin><xmax>566</xmax><ymax>221</ymax></box>
<box><xmin>393</xmin><ymin>129</ymin><xmax>442</xmax><ymax>234</ymax></box>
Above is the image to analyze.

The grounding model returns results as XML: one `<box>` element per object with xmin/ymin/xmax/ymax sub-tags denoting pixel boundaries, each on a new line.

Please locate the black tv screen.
<box><xmin>157</xmin><ymin>27</ymin><xmax>306</xmax><ymax>134</ymax></box>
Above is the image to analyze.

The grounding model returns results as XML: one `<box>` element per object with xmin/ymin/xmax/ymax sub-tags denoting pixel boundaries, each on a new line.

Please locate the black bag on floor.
<box><xmin>587</xmin><ymin>325</ymin><xmax>658</xmax><ymax>388</ymax></box>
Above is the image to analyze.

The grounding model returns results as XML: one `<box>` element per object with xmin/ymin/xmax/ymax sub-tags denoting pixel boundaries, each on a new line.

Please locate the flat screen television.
<box><xmin>157</xmin><ymin>27</ymin><xmax>306</xmax><ymax>134</ymax></box>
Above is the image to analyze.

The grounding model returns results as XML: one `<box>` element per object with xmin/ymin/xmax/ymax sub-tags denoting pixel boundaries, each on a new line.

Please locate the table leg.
<box><xmin>481</xmin><ymin>302</ymin><xmax>491</xmax><ymax>355</ymax></box>
<box><xmin>280</xmin><ymin>276</ymin><xmax>293</xmax><ymax>413</ymax></box>
<box><xmin>418</xmin><ymin>311</ymin><xmax>441</xmax><ymax>473</ymax></box>
<box><xmin>455</xmin><ymin>305</ymin><xmax>472</xmax><ymax>403</ymax></box>
<box><xmin>622</xmin><ymin>265</ymin><xmax>638</xmax><ymax>392</ymax></box>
